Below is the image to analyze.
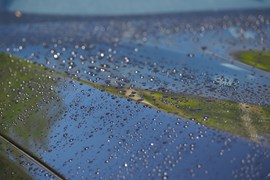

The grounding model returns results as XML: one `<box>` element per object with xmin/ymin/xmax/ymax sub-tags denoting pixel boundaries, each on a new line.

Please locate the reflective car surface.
<box><xmin>0</xmin><ymin>0</ymin><xmax>270</xmax><ymax>179</ymax></box>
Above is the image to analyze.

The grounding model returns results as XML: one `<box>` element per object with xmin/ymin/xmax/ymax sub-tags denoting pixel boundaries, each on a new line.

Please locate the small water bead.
<box><xmin>71</xmin><ymin>51</ymin><xmax>76</xmax><ymax>56</ymax></box>
<box><xmin>123</xmin><ymin>57</ymin><xmax>130</xmax><ymax>63</ymax></box>
<box><xmin>196</xmin><ymin>164</ymin><xmax>202</xmax><ymax>169</ymax></box>
<box><xmin>187</xmin><ymin>53</ymin><xmax>195</xmax><ymax>58</ymax></box>
<box><xmin>99</xmin><ymin>52</ymin><xmax>105</xmax><ymax>59</ymax></box>
<box><xmin>95</xmin><ymin>169</ymin><xmax>100</xmax><ymax>175</ymax></box>
<box><xmin>203</xmin><ymin>116</ymin><xmax>208</xmax><ymax>121</ymax></box>
<box><xmin>53</xmin><ymin>54</ymin><xmax>59</xmax><ymax>59</ymax></box>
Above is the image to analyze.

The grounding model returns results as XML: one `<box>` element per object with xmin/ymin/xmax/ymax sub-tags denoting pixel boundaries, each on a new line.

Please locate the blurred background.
<box><xmin>0</xmin><ymin>0</ymin><xmax>270</xmax><ymax>16</ymax></box>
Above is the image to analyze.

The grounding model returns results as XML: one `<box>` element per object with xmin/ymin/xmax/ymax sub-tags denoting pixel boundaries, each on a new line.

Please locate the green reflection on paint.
<box><xmin>233</xmin><ymin>50</ymin><xmax>270</xmax><ymax>72</ymax></box>
<box><xmin>97</xmin><ymin>86</ymin><xmax>269</xmax><ymax>142</ymax></box>
<box><xmin>1</xmin><ymin>52</ymin><xmax>269</xmax><ymax>146</ymax></box>
<box><xmin>0</xmin><ymin>53</ymin><xmax>63</xmax><ymax>149</ymax></box>
<box><xmin>0</xmin><ymin>154</ymin><xmax>32</xmax><ymax>180</ymax></box>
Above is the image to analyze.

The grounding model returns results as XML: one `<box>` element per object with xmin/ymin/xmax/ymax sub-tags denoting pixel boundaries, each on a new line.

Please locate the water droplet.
<box><xmin>187</xmin><ymin>53</ymin><xmax>194</xmax><ymax>58</ymax></box>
